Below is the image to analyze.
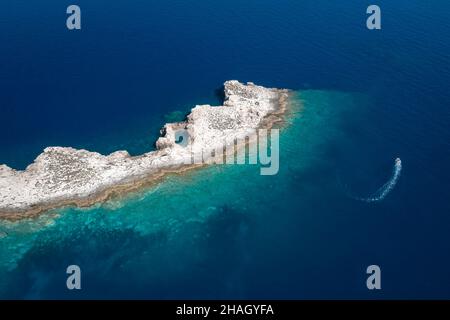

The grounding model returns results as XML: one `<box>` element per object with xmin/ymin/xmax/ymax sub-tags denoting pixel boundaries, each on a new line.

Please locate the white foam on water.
<box><xmin>356</xmin><ymin>158</ymin><xmax>402</xmax><ymax>202</ymax></box>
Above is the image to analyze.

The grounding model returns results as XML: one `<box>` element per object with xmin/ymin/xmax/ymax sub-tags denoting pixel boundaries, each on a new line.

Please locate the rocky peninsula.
<box><xmin>0</xmin><ymin>81</ymin><xmax>289</xmax><ymax>220</ymax></box>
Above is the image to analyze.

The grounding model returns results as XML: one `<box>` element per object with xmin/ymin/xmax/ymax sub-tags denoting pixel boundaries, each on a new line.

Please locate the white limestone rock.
<box><xmin>0</xmin><ymin>80</ymin><xmax>289</xmax><ymax>218</ymax></box>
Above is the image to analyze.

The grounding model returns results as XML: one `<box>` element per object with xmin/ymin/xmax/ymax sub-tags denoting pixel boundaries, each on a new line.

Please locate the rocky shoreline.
<box><xmin>0</xmin><ymin>81</ymin><xmax>290</xmax><ymax>220</ymax></box>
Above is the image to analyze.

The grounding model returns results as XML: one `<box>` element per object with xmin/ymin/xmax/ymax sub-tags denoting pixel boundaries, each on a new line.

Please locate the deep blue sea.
<box><xmin>0</xmin><ymin>0</ymin><xmax>449</xmax><ymax>299</ymax></box>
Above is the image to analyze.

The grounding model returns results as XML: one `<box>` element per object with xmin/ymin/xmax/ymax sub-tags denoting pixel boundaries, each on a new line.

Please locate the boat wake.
<box><xmin>341</xmin><ymin>158</ymin><xmax>402</xmax><ymax>203</ymax></box>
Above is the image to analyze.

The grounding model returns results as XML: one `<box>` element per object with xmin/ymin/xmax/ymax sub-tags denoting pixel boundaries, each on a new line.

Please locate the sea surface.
<box><xmin>0</xmin><ymin>0</ymin><xmax>449</xmax><ymax>299</ymax></box>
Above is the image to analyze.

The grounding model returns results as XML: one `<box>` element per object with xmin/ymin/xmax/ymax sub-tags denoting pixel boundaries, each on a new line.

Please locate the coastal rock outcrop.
<box><xmin>0</xmin><ymin>81</ymin><xmax>289</xmax><ymax>219</ymax></box>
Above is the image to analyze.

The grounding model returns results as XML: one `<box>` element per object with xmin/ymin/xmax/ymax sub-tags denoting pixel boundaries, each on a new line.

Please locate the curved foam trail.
<box><xmin>358</xmin><ymin>158</ymin><xmax>402</xmax><ymax>202</ymax></box>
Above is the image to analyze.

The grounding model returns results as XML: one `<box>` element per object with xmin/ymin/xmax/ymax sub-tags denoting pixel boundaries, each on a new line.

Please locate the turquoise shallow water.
<box><xmin>2</xmin><ymin>0</ymin><xmax>450</xmax><ymax>299</ymax></box>
<box><xmin>0</xmin><ymin>91</ymin><xmax>367</xmax><ymax>298</ymax></box>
